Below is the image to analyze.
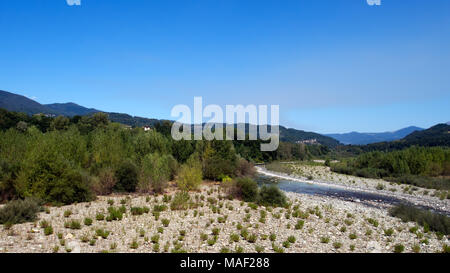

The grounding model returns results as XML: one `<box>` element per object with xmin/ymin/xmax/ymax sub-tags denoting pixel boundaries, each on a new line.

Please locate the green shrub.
<box><xmin>0</xmin><ymin>198</ymin><xmax>41</xmax><ymax>225</ymax></box>
<box><xmin>230</xmin><ymin>233</ymin><xmax>240</xmax><ymax>243</ymax></box>
<box><xmin>367</xmin><ymin>218</ymin><xmax>379</xmax><ymax>227</ymax></box>
<box><xmin>394</xmin><ymin>244</ymin><xmax>405</xmax><ymax>253</ymax></box>
<box><xmin>384</xmin><ymin>228</ymin><xmax>394</xmax><ymax>236</ymax></box>
<box><xmin>114</xmin><ymin>160</ymin><xmax>139</xmax><ymax>192</ymax></box>
<box><xmin>107</xmin><ymin>206</ymin><xmax>124</xmax><ymax>221</ymax></box>
<box><xmin>212</xmin><ymin>227</ymin><xmax>220</xmax><ymax>236</ymax></box>
<box><xmin>69</xmin><ymin>220</ymin><xmax>81</xmax><ymax>230</ymax></box>
<box><xmin>84</xmin><ymin>217</ymin><xmax>93</xmax><ymax>226</ymax></box>
<box><xmin>389</xmin><ymin>204</ymin><xmax>450</xmax><ymax>235</ymax></box>
<box><xmin>177</xmin><ymin>163</ymin><xmax>202</xmax><ymax>191</ymax></box>
<box><xmin>139</xmin><ymin>153</ymin><xmax>172</xmax><ymax>193</ymax></box>
<box><xmin>96</xmin><ymin>213</ymin><xmax>105</xmax><ymax>221</ymax></box>
<box><xmin>257</xmin><ymin>185</ymin><xmax>287</xmax><ymax>207</ymax></box>
<box><xmin>269</xmin><ymin>233</ymin><xmax>276</xmax><ymax>242</ymax></box>
<box><xmin>235</xmin><ymin>177</ymin><xmax>258</xmax><ymax>202</ymax></box>
<box><xmin>287</xmin><ymin>236</ymin><xmax>296</xmax><ymax>244</ymax></box>
<box><xmin>295</xmin><ymin>220</ymin><xmax>304</xmax><ymax>230</ymax></box>
<box><xmin>131</xmin><ymin>207</ymin><xmax>145</xmax><ymax>216</ymax></box>
<box><xmin>44</xmin><ymin>225</ymin><xmax>53</xmax><ymax>236</ymax></box>
<box><xmin>96</xmin><ymin>229</ymin><xmax>110</xmax><ymax>239</ymax></box>
<box><xmin>130</xmin><ymin>240</ymin><xmax>139</xmax><ymax>249</ymax></box>
<box><xmin>333</xmin><ymin>242</ymin><xmax>342</xmax><ymax>249</ymax></box>
<box><xmin>15</xmin><ymin>151</ymin><xmax>94</xmax><ymax>205</ymax></box>
<box><xmin>247</xmin><ymin>234</ymin><xmax>257</xmax><ymax>243</ymax></box>
<box><xmin>170</xmin><ymin>191</ymin><xmax>191</xmax><ymax>210</ymax></box>
<box><xmin>151</xmin><ymin>234</ymin><xmax>160</xmax><ymax>244</ymax></box>
<box><xmin>255</xmin><ymin>245</ymin><xmax>264</xmax><ymax>253</ymax></box>
<box><xmin>161</xmin><ymin>218</ymin><xmax>170</xmax><ymax>227</ymax></box>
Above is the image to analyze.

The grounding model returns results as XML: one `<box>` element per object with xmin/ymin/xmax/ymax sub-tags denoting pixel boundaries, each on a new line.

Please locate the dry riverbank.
<box><xmin>0</xmin><ymin>183</ymin><xmax>448</xmax><ymax>253</ymax></box>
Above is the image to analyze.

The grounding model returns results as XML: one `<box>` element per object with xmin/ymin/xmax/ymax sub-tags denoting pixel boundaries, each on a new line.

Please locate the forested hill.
<box><xmin>0</xmin><ymin>90</ymin><xmax>57</xmax><ymax>115</ymax></box>
<box><xmin>0</xmin><ymin>90</ymin><xmax>340</xmax><ymax>147</ymax></box>
<box><xmin>279</xmin><ymin>126</ymin><xmax>340</xmax><ymax>147</ymax></box>
<box><xmin>45</xmin><ymin>103</ymin><xmax>100</xmax><ymax>117</ymax></box>
<box><xmin>0</xmin><ymin>90</ymin><xmax>166</xmax><ymax>127</ymax></box>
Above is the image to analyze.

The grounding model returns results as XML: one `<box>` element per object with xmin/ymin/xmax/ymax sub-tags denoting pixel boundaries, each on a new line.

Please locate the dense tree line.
<box><xmin>0</xmin><ymin>110</ymin><xmax>253</xmax><ymax>204</ymax></box>
<box><xmin>331</xmin><ymin>146</ymin><xmax>450</xmax><ymax>190</ymax></box>
<box><xmin>0</xmin><ymin>108</ymin><xmax>338</xmax><ymax>205</ymax></box>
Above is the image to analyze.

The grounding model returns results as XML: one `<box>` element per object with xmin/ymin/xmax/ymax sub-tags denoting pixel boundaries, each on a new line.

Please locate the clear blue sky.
<box><xmin>0</xmin><ymin>0</ymin><xmax>449</xmax><ymax>133</ymax></box>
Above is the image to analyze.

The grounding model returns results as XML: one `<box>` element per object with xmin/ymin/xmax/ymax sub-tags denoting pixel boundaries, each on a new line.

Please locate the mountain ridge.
<box><xmin>0</xmin><ymin>89</ymin><xmax>340</xmax><ymax>147</ymax></box>
<box><xmin>327</xmin><ymin>126</ymin><xmax>424</xmax><ymax>145</ymax></box>
<box><xmin>44</xmin><ymin>102</ymin><xmax>100</xmax><ymax>117</ymax></box>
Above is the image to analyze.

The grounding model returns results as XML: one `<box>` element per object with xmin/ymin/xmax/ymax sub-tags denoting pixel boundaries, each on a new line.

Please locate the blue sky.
<box><xmin>0</xmin><ymin>0</ymin><xmax>449</xmax><ymax>133</ymax></box>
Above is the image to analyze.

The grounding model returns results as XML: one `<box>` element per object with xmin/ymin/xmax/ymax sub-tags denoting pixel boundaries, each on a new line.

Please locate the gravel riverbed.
<box><xmin>0</xmin><ymin>181</ymin><xmax>448</xmax><ymax>253</ymax></box>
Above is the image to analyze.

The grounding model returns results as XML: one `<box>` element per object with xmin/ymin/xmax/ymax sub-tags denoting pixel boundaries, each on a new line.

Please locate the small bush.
<box><xmin>394</xmin><ymin>244</ymin><xmax>405</xmax><ymax>253</ymax></box>
<box><xmin>84</xmin><ymin>217</ymin><xmax>93</xmax><ymax>226</ymax></box>
<box><xmin>384</xmin><ymin>228</ymin><xmax>394</xmax><ymax>237</ymax></box>
<box><xmin>255</xmin><ymin>245</ymin><xmax>264</xmax><ymax>253</ymax></box>
<box><xmin>170</xmin><ymin>191</ymin><xmax>191</xmax><ymax>210</ymax></box>
<box><xmin>96</xmin><ymin>229</ymin><xmax>110</xmax><ymax>239</ymax></box>
<box><xmin>107</xmin><ymin>207</ymin><xmax>124</xmax><ymax>221</ymax></box>
<box><xmin>96</xmin><ymin>213</ymin><xmax>105</xmax><ymax>221</ymax></box>
<box><xmin>287</xmin><ymin>236</ymin><xmax>296</xmax><ymax>244</ymax></box>
<box><xmin>92</xmin><ymin>168</ymin><xmax>116</xmax><ymax>195</ymax></box>
<box><xmin>230</xmin><ymin>233</ymin><xmax>240</xmax><ymax>243</ymax></box>
<box><xmin>44</xmin><ymin>225</ymin><xmax>53</xmax><ymax>236</ymax></box>
<box><xmin>161</xmin><ymin>218</ymin><xmax>170</xmax><ymax>227</ymax></box>
<box><xmin>257</xmin><ymin>185</ymin><xmax>287</xmax><ymax>207</ymax></box>
<box><xmin>376</xmin><ymin>183</ymin><xmax>385</xmax><ymax>190</ymax></box>
<box><xmin>130</xmin><ymin>239</ymin><xmax>139</xmax><ymax>249</ymax></box>
<box><xmin>131</xmin><ymin>207</ymin><xmax>145</xmax><ymax>216</ymax></box>
<box><xmin>0</xmin><ymin>198</ymin><xmax>41</xmax><ymax>225</ymax></box>
<box><xmin>69</xmin><ymin>220</ymin><xmax>81</xmax><ymax>230</ymax></box>
<box><xmin>235</xmin><ymin>177</ymin><xmax>259</xmax><ymax>202</ymax></box>
<box><xmin>247</xmin><ymin>234</ymin><xmax>257</xmax><ymax>243</ymax></box>
<box><xmin>295</xmin><ymin>220</ymin><xmax>304</xmax><ymax>230</ymax></box>
<box><xmin>269</xmin><ymin>233</ymin><xmax>276</xmax><ymax>242</ymax></box>
<box><xmin>177</xmin><ymin>163</ymin><xmax>203</xmax><ymax>191</ymax></box>
<box><xmin>151</xmin><ymin>234</ymin><xmax>160</xmax><ymax>244</ymax></box>
<box><xmin>367</xmin><ymin>218</ymin><xmax>379</xmax><ymax>227</ymax></box>
<box><xmin>212</xmin><ymin>227</ymin><xmax>220</xmax><ymax>236</ymax></box>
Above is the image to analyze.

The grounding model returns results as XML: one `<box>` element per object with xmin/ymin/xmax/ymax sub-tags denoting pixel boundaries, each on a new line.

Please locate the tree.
<box><xmin>202</xmin><ymin>140</ymin><xmax>237</xmax><ymax>180</ymax></box>
<box><xmin>139</xmin><ymin>153</ymin><xmax>171</xmax><ymax>194</ymax></box>
<box><xmin>50</xmin><ymin>116</ymin><xmax>70</xmax><ymax>131</ymax></box>
<box><xmin>177</xmin><ymin>157</ymin><xmax>203</xmax><ymax>191</ymax></box>
<box><xmin>114</xmin><ymin>160</ymin><xmax>139</xmax><ymax>192</ymax></box>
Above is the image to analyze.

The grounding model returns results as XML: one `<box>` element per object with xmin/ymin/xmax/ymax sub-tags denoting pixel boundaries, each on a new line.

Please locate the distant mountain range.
<box><xmin>362</xmin><ymin>123</ymin><xmax>450</xmax><ymax>151</ymax></box>
<box><xmin>326</xmin><ymin>126</ymin><xmax>424</xmax><ymax>145</ymax></box>
<box><xmin>0</xmin><ymin>90</ymin><xmax>340</xmax><ymax>147</ymax></box>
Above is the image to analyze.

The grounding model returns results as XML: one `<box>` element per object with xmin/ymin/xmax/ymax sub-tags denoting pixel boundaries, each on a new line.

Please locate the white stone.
<box><xmin>67</xmin><ymin>241</ymin><xmax>81</xmax><ymax>253</ymax></box>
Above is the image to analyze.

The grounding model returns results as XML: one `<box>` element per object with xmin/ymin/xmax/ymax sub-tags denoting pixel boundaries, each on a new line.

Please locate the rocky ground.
<box><xmin>0</xmin><ymin>181</ymin><xmax>448</xmax><ymax>253</ymax></box>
